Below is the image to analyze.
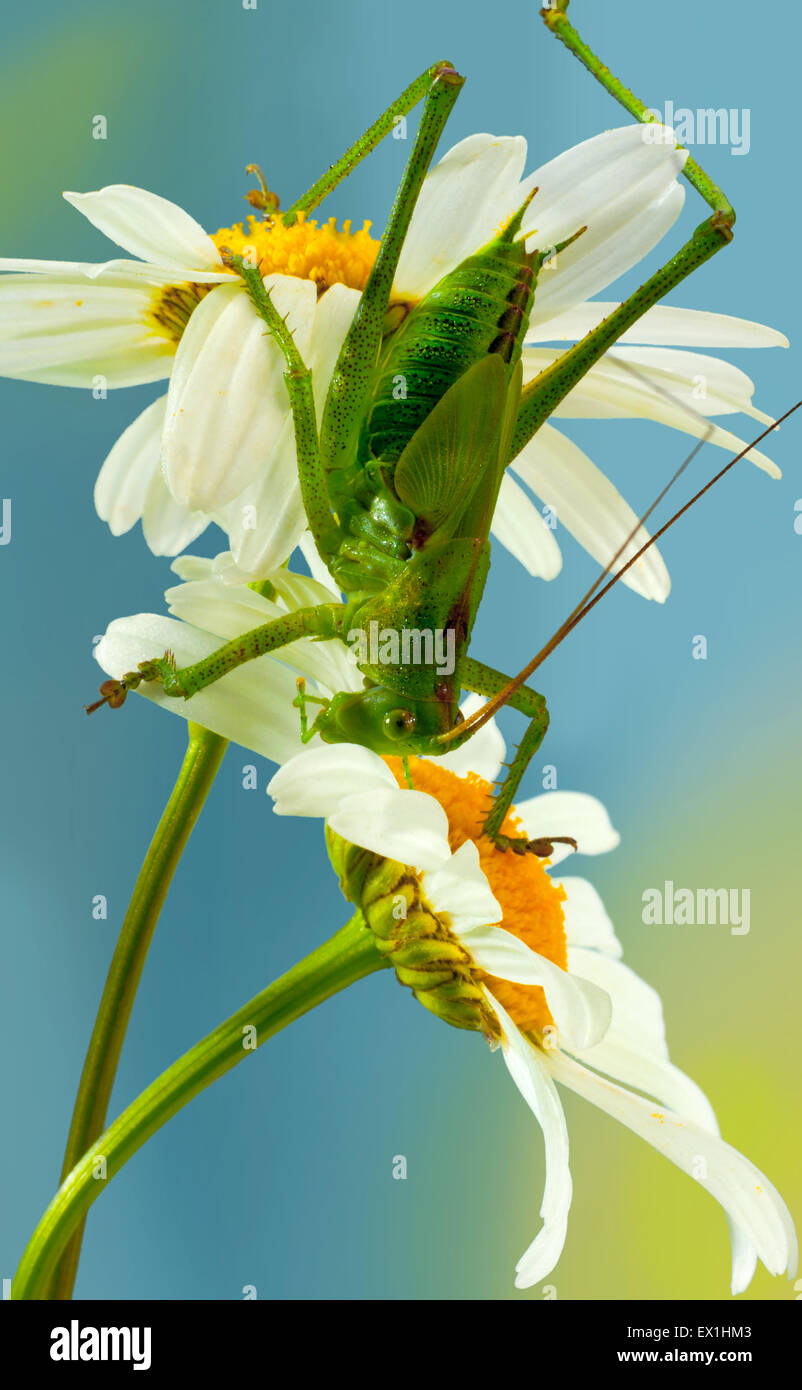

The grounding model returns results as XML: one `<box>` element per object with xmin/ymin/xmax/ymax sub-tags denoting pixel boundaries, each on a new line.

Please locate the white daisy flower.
<box><xmin>267</xmin><ymin>735</ymin><xmax>797</xmax><ymax>1296</ymax></box>
<box><xmin>92</xmin><ymin>554</ymin><xmax>796</xmax><ymax>1294</ymax></box>
<box><xmin>1</xmin><ymin>126</ymin><xmax>785</xmax><ymax>585</ymax></box>
<box><xmin>93</xmin><ymin>549</ymin><xmax>362</xmax><ymax>763</ymax></box>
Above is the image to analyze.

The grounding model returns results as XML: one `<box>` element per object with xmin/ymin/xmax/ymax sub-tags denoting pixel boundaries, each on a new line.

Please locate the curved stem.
<box><xmin>13</xmin><ymin>913</ymin><xmax>385</xmax><ymax>1300</ymax></box>
<box><xmin>44</xmin><ymin>722</ymin><xmax>228</xmax><ymax>1300</ymax></box>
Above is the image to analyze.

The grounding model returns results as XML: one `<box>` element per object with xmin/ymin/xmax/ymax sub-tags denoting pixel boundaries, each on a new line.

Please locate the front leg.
<box><xmin>224</xmin><ymin>253</ymin><xmax>342</xmax><ymax>565</ymax></box>
<box><xmin>511</xmin><ymin>3</ymin><xmax>736</xmax><ymax>457</ymax></box>
<box><xmin>461</xmin><ymin>656</ymin><xmax>555</xmax><ymax>848</ymax></box>
<box><xmin>87</xmin><ymin>603</ymin><xmax>345</xmax><ymax>714</ymax></box>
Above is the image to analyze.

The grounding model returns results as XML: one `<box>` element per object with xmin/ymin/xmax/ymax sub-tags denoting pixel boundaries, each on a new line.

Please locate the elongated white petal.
<box><xmin>569</xmin><ymin>1036</ymin><xmax>719</xmax><ymax>1134</ymax></box>
<box><xmin>565</xmin><ymin>948</ymin><xmax>668</xmax><ymax>1060</ymax></box>
<box><xmin>548</xmin><ymin>1050</ymin><xmax>798</xmax><ymax>1289</ymax></box>
<box><xmin>224</xmin><ymin>284</ymin><xmax>360</xmax><ymax>576</ymax></box>
<box><xmin>487</xmin><ymin>989</ymin><xmax>572</xmax><ymax>1287</ymax></box>
<box><xmin>0</xmin><ymin>273</ymin><xmax>173</xmax><ymax>386</ymax></box>
<box><xmin>525</xmin><ymin>126</ymin><xmax>686</xmax><ymax>325</ymax></box>
<box><xmin>163</xmin><ymin>276</ymin><xmax>316</xmax><ymax>510</ymax></box>
<box><xmin>461</xmin><ymin>926</ymin><xmax>611</xmax><ymax>1049</ymax></box>
<box><xmin>141</xmin><ymin>469</ymin><xmax>209</xmax><ymax>556</ymax></box>
<box><xmin>164</xmin><ymin>575</ymin><xmax>359</xmax><ymax>695</ymax></box>
<box><xmin>512</xmin><ymin>423</ymin><xmax>670</xmax><ymax>601</ymax></box>
<box><xmin>81</xmin><ymin>259</ymin><xmax>232</xmax><ymax>285</ymax></box>
<box><xmin>527</xmin><ymin>300</ymin><xmax>790</xmax><ymax>349</ymax></box>
<box><xmin>268</xmin><ymin>565</ymin><xmax>347</xmax><ymax>614</ymax></box>
<box><xmin>515</xmin><ymin>791</ymin><xmax>620</xmax><ymax>864</ymax></box>
<box><xmin>327</xmin><ymin>787</ymin><xmax>451</xmax><ymax>870</ymax></box>
<box><xmin>94</xmin><ymin>614</ymin><xmax>304</xmax><ymax>762</ymax></box>
<box><xmin>94</xmin><ymin>395</ymin><xmax>166</xmax><ymax>535</ymax></box>
<box><xmin>431</xmin><ymin>692</ymin><xmax>506</xmax><ymax>783</ymax></box>
<box><xmin>591</xmin><ymin>346</ymin><xmax>772</xmax><ymax>424</ymax></box>
<box><xmin>298</xmin><ymin>530</ymin><xmax>341</xmax><ymax>598</ymax></box>
<box><xmin>221</xmin><ymin>413</ymin><xmax>308</xmax><ymax>577</ymax></box>
<box><xmin>556</xmin><ymin>877</ymin><xmax>622</xmax><ymax>958</ymax></box>
<box><xmin>423</xmin><ymin>841</ymin><xmax>501</xmax><ymax>932</ymax></box>
<box><xmin>395</xmin><ymin>134</ymin><xmax>530</xmax><ymax>299</ymax></box>
<box><xmin>523</xmin><ymin>346</ymin><xmax>781</xmax><ymax>477</ymax></box>
<box><xmin>267</xmin><ymin>743</ymin><xmax>395</xmax><ymax>816</ymax></box>
<box><xmin>490</xmin><ymin>472</ymin><xmax>563</xmax><ymax>580</ymax></box>
<box><xmin>64</xmin><ymin>185</ymin><xmax>223</xmax><ymax>271</ymax></box>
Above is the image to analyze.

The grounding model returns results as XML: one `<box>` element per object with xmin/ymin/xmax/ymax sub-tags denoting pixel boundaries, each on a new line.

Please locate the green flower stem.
<box><xmin>13</xmin><ymin>913</ymin><xmax>386</xmax><ymax>1300</ymax></box>
<box><xmin>43</xmin><ymin>722</ymin><xmax>228</xmax><ymax>1300</ymax></box>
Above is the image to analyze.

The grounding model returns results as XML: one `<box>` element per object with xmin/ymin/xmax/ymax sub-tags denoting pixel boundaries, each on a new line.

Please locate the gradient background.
<box><xmin>1</xmin><ymin>0</ymin><xmax>799</xmax><ymax>1301</ymax></box>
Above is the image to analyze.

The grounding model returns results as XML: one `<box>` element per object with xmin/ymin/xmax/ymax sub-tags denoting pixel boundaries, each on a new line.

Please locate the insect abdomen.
<box><xmin>364</xmin><ymin>233</ymin><xmax>537</xmax><ymax>463</ymax></box>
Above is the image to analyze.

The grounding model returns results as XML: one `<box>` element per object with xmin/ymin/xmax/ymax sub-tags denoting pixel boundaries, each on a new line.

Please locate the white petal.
<box><xmin>327</xmin><ymin>787</ymin><xmax>451</xmax><ymax>870</ymax></box>
<box><xmin>591</xmin><ymin>346</ymin><xmax>773</xmax><ymax>424</ymax></box>
<box><xmin>525</xmin><ymin>126</ymin><xmax>687</xmax><ymax>324</ymax></box>
<box><xmin>512</xmin><ymin>423</ymin><xmax>670</xmax><ymax>601</ymax></box>
<box><xmin>548</xmin><ymin>1051</ymin><xmax>798</xmax><ymax>1288</ymax></box>
<box><xmin>94</xmin><ymin>614</ymin><xmax>304</xmax><ymax>762</ymax></box>
<box><xmin>463</xmin><ymin>927</ymin><xmax>611</xmax><ymax>1049</ymax></box>
<box><xmin>164</xmin><ymin>575</ymin><xmax>359</xmax><ymax>695</ymax></box>
<box><xmin>222</xmin><ymin>413</ymin><xmax>308</xmax><ymax>576</ymax></box>
<box><xmin>394</xmin><ymin>134</ymin><xmax>530</xmax><ymax>299</ymax></box>
<box><xmin>94</xmin><ymin>395</ymin><xmax>166</xmax><ymax>535</ymax></box>
<box><xmin>224</xmin><ymin>283</ymin><xmax>359</xmax><ymax>575</ymax></box>
<box><xmin>556</xmin><ymin>877</ymin><xmax>622</xmax><ymax>958</ymax></box>
<box><xmin>515</xmin><ymin>791</ymin><xmax>620</xmax><ymax>864</ymax></box>
<box><xmin>64</xmin><ymin>185</ymin><xmax>223</xmax><ymax>271</ymax></box>
<box><xmin>566</xmin><ymin>948</ymin><xmax>668</xmax><ymax>1060</ymax></box>
<box><xmin>523</xmin><ymin>346</ymin><xmax>781</xmax><ymax>477</ymax></box>
<box><xmin>141</xmin><ymin>468</ymin><xmax>209</xmax><ymax>557</ymax></box>
<box><xmin>422</xmin><ymin>841</ymin><xmax>501</xmax><ymax>932</ymax></box>
<box><xmin>0</xmin><ymin>257</ymin><xmax>229</xmax><ymax>288</ymax></box>
<box><xmin>488</xmin><ymin>990</ymin><xmax>572</xmax><ymax>1288</ymax></box>
<box><xmin>267</xmin><ymin>743</ymin><xmax>395</xmax><ymax>816</ymax></box>
<box><xmin>298</xmin><ymin>530</ymin><xmax>341</xmax><ymax>597</ymax></box>
<box><xmin>163</xmin><ymin>276</ymin><xmax>316</xmax><ymax>510</ymax></box>
<box><xmin>432</xmin><ymin>693</ymin><xmax>505</xmax><ymax>783</ymax></box>
<box><xmin>490</xmin><ymin>472</ymin><xmax>563</xmax><ymax>580</ymax></box>
<box><xmin>569</xmin><ymin>1036</ymin><xmax>719</xmax><ymax>1134</ymax></box>
<box><xmin>0</xmin><ymin>273</ymin><xmax>173</xmax><ymax>386</ymax></box>
<box><xmin>528</xmin><ymin>300</ymin><xmax>790</xmax><ymax>349</ymax></box>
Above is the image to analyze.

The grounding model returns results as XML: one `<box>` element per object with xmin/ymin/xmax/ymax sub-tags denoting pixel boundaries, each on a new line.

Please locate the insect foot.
<box><xmin>85</xmin><ymin>651</ymin><xmax>181</xmax><ymax>714</ymax></box>
<box><xmin>491</xmin><ymin>833</ymin><xmax>578</xmax><ymax>859</ymax></box>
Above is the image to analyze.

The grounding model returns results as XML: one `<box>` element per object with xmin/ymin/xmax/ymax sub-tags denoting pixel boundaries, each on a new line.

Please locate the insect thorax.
<box><xmin>328</xmin><ymin>226</ymin><xmax>538</xmax><ymax>595</ymax></box>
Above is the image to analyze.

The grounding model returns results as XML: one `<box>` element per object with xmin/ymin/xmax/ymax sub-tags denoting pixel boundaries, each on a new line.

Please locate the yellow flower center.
<box><xmin>145</xmin><ymin>282</ymin><xmax>214</xmax><ymax>344</ymax></box>
<box><xmin>386</xmin><ymin>757</ymin><xmax>568</xmax><ymax>1035</ymax></box>
<box><xmin>211</xmin><ymin>212</ymin><xmax>380</xmax><ymax>296</ymax></box>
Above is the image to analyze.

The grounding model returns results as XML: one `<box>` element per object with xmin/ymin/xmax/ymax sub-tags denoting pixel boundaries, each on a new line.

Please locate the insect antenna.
<box><xmin>440</xmin><ymin>391</ymin><xmax>802</xmax><ymax>743</ymax></box>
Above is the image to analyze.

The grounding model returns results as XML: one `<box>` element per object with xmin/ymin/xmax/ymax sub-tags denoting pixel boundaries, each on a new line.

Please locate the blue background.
<box><xmin>1</xmin><ymin>0</ymin><xmax>799</xmax><ymax>1300</ymax></box>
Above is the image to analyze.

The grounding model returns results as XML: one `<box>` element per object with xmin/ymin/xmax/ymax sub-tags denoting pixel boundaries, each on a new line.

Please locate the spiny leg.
<box><xmin>225</xmin><ymin>252</ymin><xmax>341</xmax><ymax>563</ymax></box>
<box><xmin>87</xmin><ymin>604</ymin><xmax>345</xmax><ymax>712</ymax></box>
<box><xmin>460</xmin><ymin>657</ymin><xmax>565</xmax><ymax>853</ymax></box>
<box><xmin>319</xmin><ymin>64</ymin><xmax>464</xmax><ymax>490</ymax></box>
<box><xmin>282</xmin><ymin>63</ymin><xmax>459</xmax><ymax>225</ymax></box>
<box><xmin>510</xmin><ymin>3</ymin><xmax>736</xmax><ymax>457</ymax></box>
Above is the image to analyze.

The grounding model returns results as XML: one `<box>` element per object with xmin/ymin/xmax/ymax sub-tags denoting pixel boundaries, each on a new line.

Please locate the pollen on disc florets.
<box><xmin>386</xmin><ymin>757</ymin><xmax>568</xmax><ymax>1036</ymax></box>
<box><xmin>211</xmin><ymin>211</ymin><xmax>380</xmax><ymax>296</ymax></box>
<box><xmin>144</xmin><ymin>281</ymin><xmax>216</xmax><ymax>344</ymax></box>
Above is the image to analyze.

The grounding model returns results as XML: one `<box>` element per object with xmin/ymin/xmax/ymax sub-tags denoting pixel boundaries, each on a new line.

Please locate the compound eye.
<box><xmin>383</xmin><ymin>708</ymin><xmax>417</xmax><ymax>742</ymax></box>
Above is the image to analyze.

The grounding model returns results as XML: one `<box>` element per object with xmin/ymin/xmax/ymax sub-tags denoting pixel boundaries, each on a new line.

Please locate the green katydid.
<box><xmin>87</xmin><ymin>2</ymin><xmax>783</xmax><ymax>850</ymax></box>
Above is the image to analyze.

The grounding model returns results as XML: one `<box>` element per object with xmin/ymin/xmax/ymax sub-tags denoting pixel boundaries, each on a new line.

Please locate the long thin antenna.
<box><xmin>439</xmin><ymin>396</ymin><xmax>802</xmax><ymax>743</ymax></box>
